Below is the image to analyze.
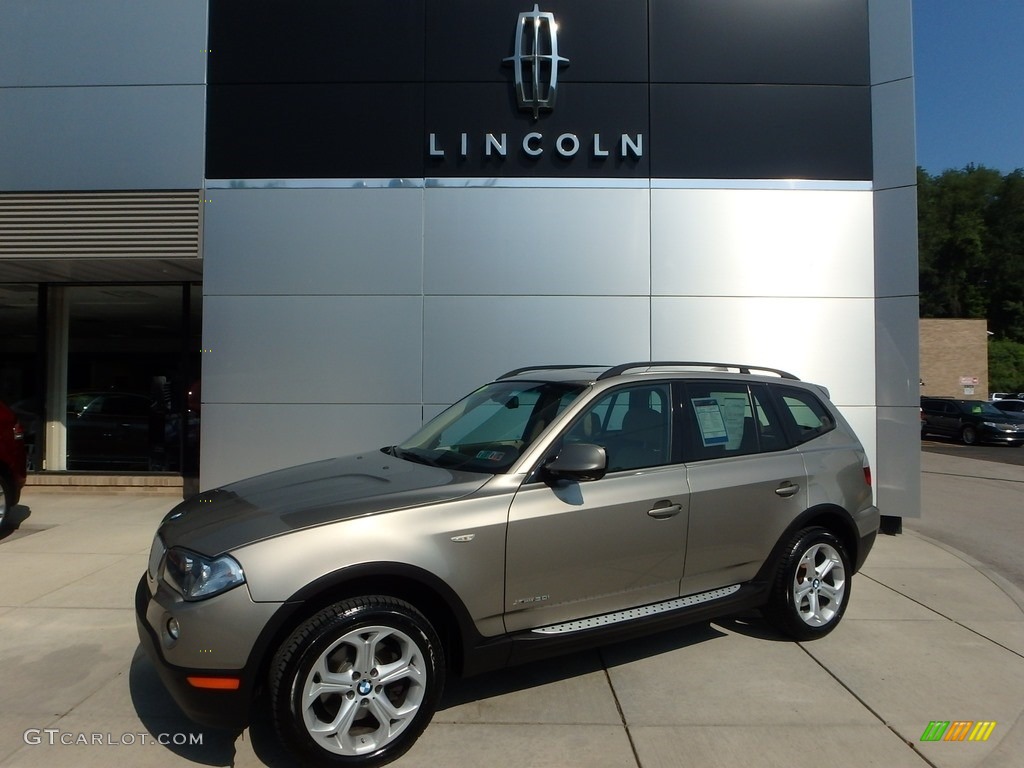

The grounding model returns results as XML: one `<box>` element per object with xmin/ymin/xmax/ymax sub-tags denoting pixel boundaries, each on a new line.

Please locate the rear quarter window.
<box><xmin>774</xmin><ymin>386</ymin><xmax>836</xmax><ymax>445</ymax></box>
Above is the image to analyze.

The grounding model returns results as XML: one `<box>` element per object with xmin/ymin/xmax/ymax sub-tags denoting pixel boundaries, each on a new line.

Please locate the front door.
<box><xmin>504</xmin><ymin>382</ymin><xmax>690</xmax><ymax>632</ymax></box>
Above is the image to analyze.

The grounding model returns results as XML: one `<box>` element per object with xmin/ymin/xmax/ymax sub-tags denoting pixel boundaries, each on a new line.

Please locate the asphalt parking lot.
<box><xmin>922</xmin><ymin>437</ymin><xmax>1024</xmax><ymax>466</ymax></box>
<box><xmin>1</xmin><ymin>451</ymin><xmax>1023</xmax><ymax>767</ymax></box>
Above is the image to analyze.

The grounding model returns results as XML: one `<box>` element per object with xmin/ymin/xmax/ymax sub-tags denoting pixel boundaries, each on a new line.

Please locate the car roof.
<box><xmin>497</xmin><ymin>361</ymin><xmax>803</xmax><ymax>386</ymax></box>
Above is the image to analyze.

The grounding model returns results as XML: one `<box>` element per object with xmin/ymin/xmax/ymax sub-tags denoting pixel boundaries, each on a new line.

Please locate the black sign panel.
<box><xmin>206</xmin><ymin>0</ymin><xmax>872</xmax><ymax>180</ymax></box>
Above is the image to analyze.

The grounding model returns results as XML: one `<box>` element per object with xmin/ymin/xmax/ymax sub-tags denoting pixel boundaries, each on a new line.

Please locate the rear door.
<box><xmin>922</xmin><ymin>399</ymin><xmax>960</xmax><ymax>437</ymax></box>
<box><xmin>679</xmin><ymin>381</ymin><xmax>808</xmax><ymax>596</ymax></box>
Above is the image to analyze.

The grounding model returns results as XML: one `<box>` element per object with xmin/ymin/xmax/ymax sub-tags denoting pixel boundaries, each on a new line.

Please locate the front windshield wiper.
<box><xmin>391</xmin><ymin>446</ymin><xmax>438</xmax><ymax>468</ymax></box>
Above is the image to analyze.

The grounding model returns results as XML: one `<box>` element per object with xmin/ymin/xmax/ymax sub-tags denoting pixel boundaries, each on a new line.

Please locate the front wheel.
<box><xmin>764</xmin><ymin>527</ymin><xmax>851</xmax><ymax>641</ymax></box>
<box><xmin>270</xmin><ymin>596</ymin><xmax>444</xmax><ymax>767</ymax></box>
<box><xmin>961</xmin><ymin>425</ymin><xmax>978</xmax><ymax>445</ymax></box>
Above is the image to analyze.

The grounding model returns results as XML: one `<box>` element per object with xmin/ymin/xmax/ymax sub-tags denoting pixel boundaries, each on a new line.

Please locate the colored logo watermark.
<box><xmin>921</xmin><ymin>721</ymin><xmax>997</xmax><ymax>742</ymax></box>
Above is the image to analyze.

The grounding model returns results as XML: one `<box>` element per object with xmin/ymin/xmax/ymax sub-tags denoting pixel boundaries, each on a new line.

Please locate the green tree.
<box><xmin>918</xmin><ymin>165</ymin><xmax>1002</xmax><ymax>320</ymax></box>
<box><xmin>988</xmin><ymin>339</ymin><xmax>1024</xmax><ymax>393</ymax></box>
<box><xmin>918</xmin><ymin>165</ymin><xmax>1024</xmax><ymax>343</ymax></box>
<box><xmin>985</xmin><ymin>170</ymin><xmax>1024</xmax><ymax>341</ymax></box>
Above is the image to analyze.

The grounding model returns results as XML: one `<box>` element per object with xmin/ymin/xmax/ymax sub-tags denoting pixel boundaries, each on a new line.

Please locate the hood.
<box><xmin>158</xmin><ymin>450</ymin><xmax>490</xmax><ymax>555</ymax></box>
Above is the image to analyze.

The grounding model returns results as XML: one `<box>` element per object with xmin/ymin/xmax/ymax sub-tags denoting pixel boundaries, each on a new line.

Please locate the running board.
<box><xmin>530</xmin><ymin>585</ymin><xmax>742</xmax><ymax>635</ymax></box>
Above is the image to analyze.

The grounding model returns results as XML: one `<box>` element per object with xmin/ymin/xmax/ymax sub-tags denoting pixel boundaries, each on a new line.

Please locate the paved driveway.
<box><xmin>1</xmin><ymin>476</ymin><xmax>1023</xmax><ymax>767</ymax></box>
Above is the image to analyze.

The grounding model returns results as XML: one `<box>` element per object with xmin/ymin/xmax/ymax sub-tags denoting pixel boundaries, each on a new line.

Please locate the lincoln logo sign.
<box><xmin>504</xmin><ymin>3</ymin><xmax>568</xmax><ymax>120</ymax></box>
<box><xmin>426</xmin><ymin>4</ymin><xmax>644</xmax><ymax>164</ymax></box>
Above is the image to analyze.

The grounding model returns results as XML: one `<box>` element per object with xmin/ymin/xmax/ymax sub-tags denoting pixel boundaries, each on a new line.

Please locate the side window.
<box><xmin>774</xmin><ymin>385</ymin><xmax>836</xmax><ymax>445</ymax></box>
<box><xmin>682</xmin><ymin>381</ymin><xmax>783</xmax><ymax>460</ymax></box>
<box><xmin>562</xmin><ymin>383</ymin><xmax>672</xmax><ymax>472</ymax></box>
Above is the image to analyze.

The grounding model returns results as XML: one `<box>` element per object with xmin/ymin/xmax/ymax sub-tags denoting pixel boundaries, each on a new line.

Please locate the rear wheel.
<box><xmin>270</xmin><ymin>596</ymin><xmax>444</xmax><ymax>767</ymax></box>
<box><xmin>0</xmin><ymin>472</ymin><xmax>14</xmax><ymax>530</ymax></box>
<box><xmin>764</xmin><ymin>527</ymin><xmax>850</xmax><ymax>640</ymax></box>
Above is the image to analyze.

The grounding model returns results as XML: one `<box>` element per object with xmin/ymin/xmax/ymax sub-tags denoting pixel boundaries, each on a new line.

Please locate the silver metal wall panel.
<box><xmin>650</xmin><ymin>296</ymin><xmax>876</xmax><ymax>407</ymax></box>
<box><xmin>875</xmin><ymin>296</ymin><xmax>920</xmax><ymax>408</ymax></box>
<box><xmin>203</xmin><ymin>295</ymin><xmax>423</xmax><ymax>405</ymax></box>
<box><xmin>422</xmin><ymin>296</ymin><xmax>651</xmax><ymax>405</ymax></box>
<box><xmin>0</xmin><ymin>0</ymin><xmax>207</xmax><ymax>87</ymax></box>
<box><xmin>203</xmin><ymin>189</ymin><xmax>424</xmax><ymax>296</ymax></box>
<box><xmin>869</xmin><ymin>0</ymin><xmax>919</xmax><ymax>519</ymax></box>
<box><xmin>651</xmin><ymin>189</ymin><xmax>874</xmax><ymax>298</ymax></box>
<box><xmin>875</xmin><ymin>404</ymin><xmax>921</xmax><ymax>518</ymax></box>
<box><xmin>872</xmin><ymin>78</ymin><xmax>917</xmax><ymax>191</ymax></box>
<box><xmin>423</xmin><ymin>188</ymin><xmax>651</xmax><ymax>296</ymax></box>
<box><xmin>201</xmin><ymin>404</ymin><xmax>423</xmax><ymax>488</ymax></box>
<box><xmin>0</xmin><ymin>86</ymin><xmax>205</xmax><ymax>191</ymax></box>
<box><xmin>868</xmin><ymin>0</ymin><xmax>913</xmax><ymax>85</ymax></box>
<box><xmin>874</xmin><ymin>186</ymin><xmax>919</xmax><ymax>298</ymax></box>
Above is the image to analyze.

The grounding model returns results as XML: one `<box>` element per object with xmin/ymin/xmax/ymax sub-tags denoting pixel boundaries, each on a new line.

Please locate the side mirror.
<box><xmin>545</xmin><ymin>443</ymin><xmax>607</xmax><ymax>482</ymax></box>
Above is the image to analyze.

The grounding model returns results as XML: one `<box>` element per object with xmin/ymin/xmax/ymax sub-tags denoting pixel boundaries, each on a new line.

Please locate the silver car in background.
<box><xmin>137</xmin><ymin>362</ymin><xmax>879</xmax><ymax>767</ymax></box>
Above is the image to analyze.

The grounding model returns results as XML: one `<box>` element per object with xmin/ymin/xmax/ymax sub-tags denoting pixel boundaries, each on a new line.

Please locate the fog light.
<box><xmin>167</xmin><ymin>617</ymin><xmax>180</xmax><ymax>640</ymax></box>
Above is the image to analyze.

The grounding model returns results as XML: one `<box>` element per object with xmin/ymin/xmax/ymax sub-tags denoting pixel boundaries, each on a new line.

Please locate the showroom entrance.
<box><xmin>0</xmin><ymin>282</ymin><xmax>201</xmax><ymax>478</ymax></box>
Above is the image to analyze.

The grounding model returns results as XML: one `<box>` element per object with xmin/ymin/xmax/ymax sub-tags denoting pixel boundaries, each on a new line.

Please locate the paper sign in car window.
<box><xmin>715</xmin><ymin>392</ymin><xmax>750</xmax><ymax>450</ymax></box>
<box><xmin>692</xmin><ymin>398</ymin><xmax>729</xmax><ymax>446</ymax></box>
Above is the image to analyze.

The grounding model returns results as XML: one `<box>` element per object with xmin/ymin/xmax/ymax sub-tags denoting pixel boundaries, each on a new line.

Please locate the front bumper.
<box><xmin>978</xmin><ymin>426</ymin><xmax>1024</xmax><ymax>444</ymax></box>
<box><xmin>134</xmin><ymin>575</ymin><xmax>261</xmax><ymax>730</ymax></box>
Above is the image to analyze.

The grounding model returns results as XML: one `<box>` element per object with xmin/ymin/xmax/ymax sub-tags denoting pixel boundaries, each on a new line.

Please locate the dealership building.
<box><xmin>0</xmin><ymin>0</ymin><xmax>919</xmax><ymax>518</ymax></box>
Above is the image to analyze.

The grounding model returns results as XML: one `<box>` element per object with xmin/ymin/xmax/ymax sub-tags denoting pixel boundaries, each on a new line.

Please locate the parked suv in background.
<box><xmin>920</xmin><ymin>396</ymin><xmax>1024</xmax><ymax>446</ymax></box>
<box><xmin>0</xmin><ymin>400</ymin><xmax>28</xmax><ymax>530</ymax></box>
<box><xmin>137</xmin><ymin>363</ymin><xmax>879</xmax><ymax>767</ymax></box>
<box><xmin>991</xmin><ymin>399</ymin><xmax>1024</xmax><ymax>418</ymax></box>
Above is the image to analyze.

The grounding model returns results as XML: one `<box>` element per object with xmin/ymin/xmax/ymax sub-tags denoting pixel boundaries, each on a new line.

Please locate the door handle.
<box><xmin>775</xmin><ymin>482</ymin><xmax>800</xmax><ymax>498</ymax></box>
<box><xmin>648</xmin><ymin>502</ymin><xmax>682</xmax><ymax>519</ymax></box>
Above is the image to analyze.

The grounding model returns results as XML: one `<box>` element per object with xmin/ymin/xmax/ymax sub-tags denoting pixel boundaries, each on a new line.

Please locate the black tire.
<box><xmin>270</xmin><ymin>596</ymin><xmax>444</xmax><ymax>768</ymax></box>
<box><xmin>764</xmin><ymin>527</ymin><xmax>851</xmax><ymax>641</ymax></box>
<box><xmin>961</xmin><ymin>425</ymin><xmax>978</xmax><ymax>445</ymax></box>
<box><xmin>0</xmin><ymin>472</ymin><xmax>14</xmax><ymax>531</ymax></box>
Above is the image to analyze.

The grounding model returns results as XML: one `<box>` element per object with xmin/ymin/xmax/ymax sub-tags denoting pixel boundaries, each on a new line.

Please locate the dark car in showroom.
<box><xmin>920</xmin><ymin>397</ymin><xmax>1024</xmax><ymax>446</ymax></box>
<box><xmin>0</xmin><ymin>400</ymin><xmax>28</xmax><ymax>530</ymax></box>
<box><xmin>64</xmin><ymin>391</ymin><xmax>184</xmax><ymax>471</ymax></box>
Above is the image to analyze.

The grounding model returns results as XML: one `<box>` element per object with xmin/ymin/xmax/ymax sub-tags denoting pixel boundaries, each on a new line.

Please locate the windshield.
<box><xmin>395</xmin><ymin>380</ymin><xmax>586</xmax><ymax>473</ymax></box>
<box><xmin>959</xmin><ymin>401</ymin><xmax>1006</xmax><ymax>418</ymax></box>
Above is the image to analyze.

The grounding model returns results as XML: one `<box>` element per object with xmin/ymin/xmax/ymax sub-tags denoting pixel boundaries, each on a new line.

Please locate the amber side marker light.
<box><xmin>187</xmin><ymin>676</ymin><xmax>241</xmax><ymax>690</ymax></box>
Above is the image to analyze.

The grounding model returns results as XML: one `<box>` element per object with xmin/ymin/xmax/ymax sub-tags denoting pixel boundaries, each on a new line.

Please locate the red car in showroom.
<box><xmin>0</xmin><ymin>400</ymin><xmax>28</xmax><ymax>530</ymax></box>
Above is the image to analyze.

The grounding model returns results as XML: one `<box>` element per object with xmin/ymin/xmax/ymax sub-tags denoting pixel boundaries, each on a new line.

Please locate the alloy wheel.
<box><xmin>300</xmin><ymin>624</ymin><xmax>427</xmax><ymax>756</ymax></box>
<box><xmin>791</xmin><ymin>541</ymin><xmax>846</xmax><ymax>627</ymax></box>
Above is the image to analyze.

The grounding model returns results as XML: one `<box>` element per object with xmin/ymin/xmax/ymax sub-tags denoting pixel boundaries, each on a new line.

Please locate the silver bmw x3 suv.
<box><xmin>137</xmin><ymin>362</ymin><xmax>879</xmax><ymax>766</ymax></box>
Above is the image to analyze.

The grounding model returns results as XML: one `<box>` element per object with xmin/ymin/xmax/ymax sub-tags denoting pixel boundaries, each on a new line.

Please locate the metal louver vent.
<box><xmin>0</xmin><ymin>191</ymin><xmax>201</xmax><ymax>258</ymax></box>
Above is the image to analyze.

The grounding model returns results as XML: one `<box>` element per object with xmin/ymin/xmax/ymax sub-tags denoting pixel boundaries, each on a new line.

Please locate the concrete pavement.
<box><xmin>1</xmin><ymin>453</ymin><xmax>1023</xmax><ymax>767</ymax></box>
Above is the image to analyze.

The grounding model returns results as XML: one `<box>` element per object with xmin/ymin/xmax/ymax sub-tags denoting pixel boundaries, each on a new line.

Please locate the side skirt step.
<box><xmin>530</xmin><ymin>585</ymin><xmax>742</xmax><ymax>636</ymax></box>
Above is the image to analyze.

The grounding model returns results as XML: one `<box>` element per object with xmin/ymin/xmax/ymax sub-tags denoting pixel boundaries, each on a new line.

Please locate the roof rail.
<box><xmin>596</xmin><ymin>361</ymin><xmax>800</xmax><ymax>381</ymax></box>
<box><xmin>498</xmin><ymin>364</ymin><xmax>605</xmax><ymax>380</ymax></box>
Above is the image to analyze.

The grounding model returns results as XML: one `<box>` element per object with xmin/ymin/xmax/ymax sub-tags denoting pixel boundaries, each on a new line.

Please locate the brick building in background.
<box><xmin>919</xmin><ymin>319</ymin><xmax>989</xmax><ymax>398</ymax></box>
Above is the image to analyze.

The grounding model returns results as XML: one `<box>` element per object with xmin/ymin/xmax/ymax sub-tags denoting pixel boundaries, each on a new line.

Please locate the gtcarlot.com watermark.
<box><xmin>24</xmin><ymin>729</ymin><xmax>203</xmax><ymax>747</ymax></box>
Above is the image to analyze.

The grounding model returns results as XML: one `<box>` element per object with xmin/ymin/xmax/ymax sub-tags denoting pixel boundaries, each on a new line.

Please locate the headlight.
<box><xmin>163</xmin><ymin>547</ymin><xmax>245</xmax><ymax>601</ymax></box>
<box><xmin>981</xmin><ymin>421</ymin><xmax>1007</xmax><ymax>430</ymax></box>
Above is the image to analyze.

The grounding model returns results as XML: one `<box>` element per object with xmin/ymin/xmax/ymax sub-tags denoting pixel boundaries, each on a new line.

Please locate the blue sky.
<box><xmin>913</xmin><ymin>0</ymin><xmax>1024</xmax><ymax>174</ymax></box>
